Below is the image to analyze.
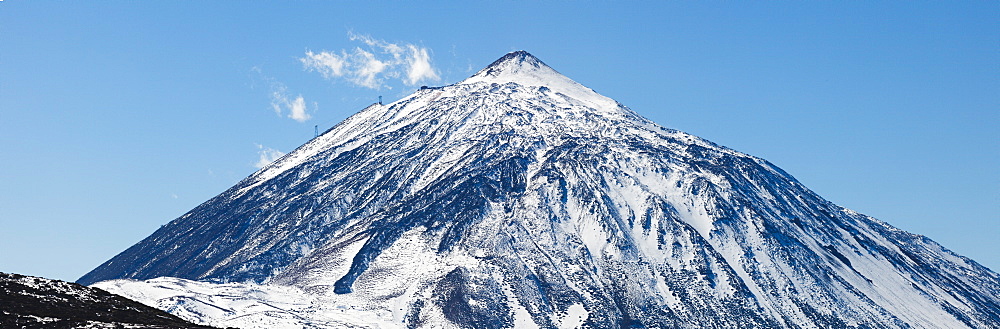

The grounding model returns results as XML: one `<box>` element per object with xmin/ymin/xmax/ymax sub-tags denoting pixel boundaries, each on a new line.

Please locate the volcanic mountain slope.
<box><xmin>80</xmin><ymin>51</ymin><xmax>999</xmax><ymax>328</ymax></box>
<box><xmin>0</xmin><ymin>272</ymin><xmax>217</xmax><ymax>329</ymax></box>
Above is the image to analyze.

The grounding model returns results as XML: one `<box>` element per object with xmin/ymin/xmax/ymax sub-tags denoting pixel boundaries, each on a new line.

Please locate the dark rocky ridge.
<box><xmin>0</xmin><ymin>272</ymin><xmax>220</xmax><ymax>329</ymax></box>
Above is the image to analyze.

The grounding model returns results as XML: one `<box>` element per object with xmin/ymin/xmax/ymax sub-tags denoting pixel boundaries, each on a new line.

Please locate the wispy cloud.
<box><xmin>300</xmin><ymin>50</ymin><xmax>347</xmax><ymax>79</ymax></box>
<box><xmin>255</xmin><ymin>144</ymin><xmax>286</xmax><ymax>169</ymax></box>
<box><xmin>270</xmin><ymin>84</ymin><xmax>313</xmax><ymax>123</ymax></box>
<box><xmin>405</xmin><ymin>45</ymin><xmax>438</xmax><ymax>85</ymax></box>
<box><xmin>301</xmin><ymin>33</ymin><xmax>439</xmax><ymax>90</ymax></box>
<box><xmin>253</xmin><ymin>67</ymin><xmax>316</xmax><ymax>123</ymax></box>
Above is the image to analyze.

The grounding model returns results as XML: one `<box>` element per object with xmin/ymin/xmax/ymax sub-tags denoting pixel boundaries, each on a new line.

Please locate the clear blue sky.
<box><xmin>1</xmin><ymin>2</ymin><xmax>996</xmax><ymax>282</ymax></box>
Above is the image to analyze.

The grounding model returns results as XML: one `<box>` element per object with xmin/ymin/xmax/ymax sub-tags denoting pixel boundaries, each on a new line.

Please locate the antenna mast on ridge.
<box><xmin>314</xmin><ymin>125</ymin><xmax>318</xmax><ymax>138</ymax></box>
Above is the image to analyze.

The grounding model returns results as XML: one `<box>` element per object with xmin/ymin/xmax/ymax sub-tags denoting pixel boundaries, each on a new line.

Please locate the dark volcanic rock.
<box><xmin>0</xmin><ymin>272</ymin><xmax>218</xmax><ymax>329</ymax></box>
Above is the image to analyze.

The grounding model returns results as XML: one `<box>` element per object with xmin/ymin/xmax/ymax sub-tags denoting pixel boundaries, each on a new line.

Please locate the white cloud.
<box><xmin>301</xmin><ymin>50</ymin><xmax>346</xmax><ymax>79</ymax></box>
<box><xmin>252</xmin><ymin>67</ymin><xmax>315</xmax><ymax>123</ymax></box>
<box><xmin>351</xmin><ymin>48</ymin><xmax>390</xmax><ymax>89</ymax></box>
<box><xmin>302</xmin><ymin>33</ymin><xmax>439</xmax><ymax>89</ymax></box>
<box><xmin>405</xmin><ymin>45</ymin><xmax>439</xmax><ymax>85</ymax></box>
<box><xmin>349</xmin><ymin>32</ymin><xmax>405</xmax><ymax>58</ymax></box>
<box><xmin>288</xmin><ymin>95</ymin><xmax>311</xmax><ymax>122</ymax></box>
<box><xmin>255</xmin><ymin>144</ymin><xmax>286</xmax><ymax>169</ymax></box>
<box><xmin>268</xmin><ymin>81</ymin><xmax>314</xmax><ymax>123</ymax></box>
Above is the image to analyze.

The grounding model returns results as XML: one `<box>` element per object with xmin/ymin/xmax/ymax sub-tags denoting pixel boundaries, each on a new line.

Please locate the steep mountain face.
<box><xmin>79</xmin><ymin>51</ymin><xmax>999</xmax><ymax>328</ymax></box>
<box><xmin>0</xmin><ymin>272</ymin><xmax>217</xmax><ymax>329</ymax></box>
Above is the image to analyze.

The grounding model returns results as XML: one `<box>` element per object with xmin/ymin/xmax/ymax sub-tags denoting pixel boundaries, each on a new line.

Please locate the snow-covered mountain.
<box><xmin>80</xmin><ymin>51</ymin><xmax>999</xmax><ymax>328</ymax></box>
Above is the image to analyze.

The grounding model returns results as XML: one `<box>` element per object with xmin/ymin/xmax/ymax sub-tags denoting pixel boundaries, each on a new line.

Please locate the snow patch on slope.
<box><xmin>93</xmin><ymin>277</ymin><xmax>399</xmax><ymax>329</ymax></box>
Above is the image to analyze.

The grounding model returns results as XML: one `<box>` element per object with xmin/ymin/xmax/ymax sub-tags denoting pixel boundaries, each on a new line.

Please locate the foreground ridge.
<box><xmin>81</xmin><ymin>51</ymin><xmax>1000</xmax><ymax>328</ymax></box>
<box><xmin>0</xmin><ymin>272</ymin><xmax>218</xmax><ymax>328</ymax></box>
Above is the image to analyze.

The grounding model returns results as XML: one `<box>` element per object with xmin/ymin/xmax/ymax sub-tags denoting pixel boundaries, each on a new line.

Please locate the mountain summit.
<box><xmin>465</xmin><ymin>50</ymin><xmax>557</xmax><ymax>82</ymax></box>
<box><xmin>81</xmin><ymin>51</ymin><xmax>999</xmax><ymax>328</ymax></box>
